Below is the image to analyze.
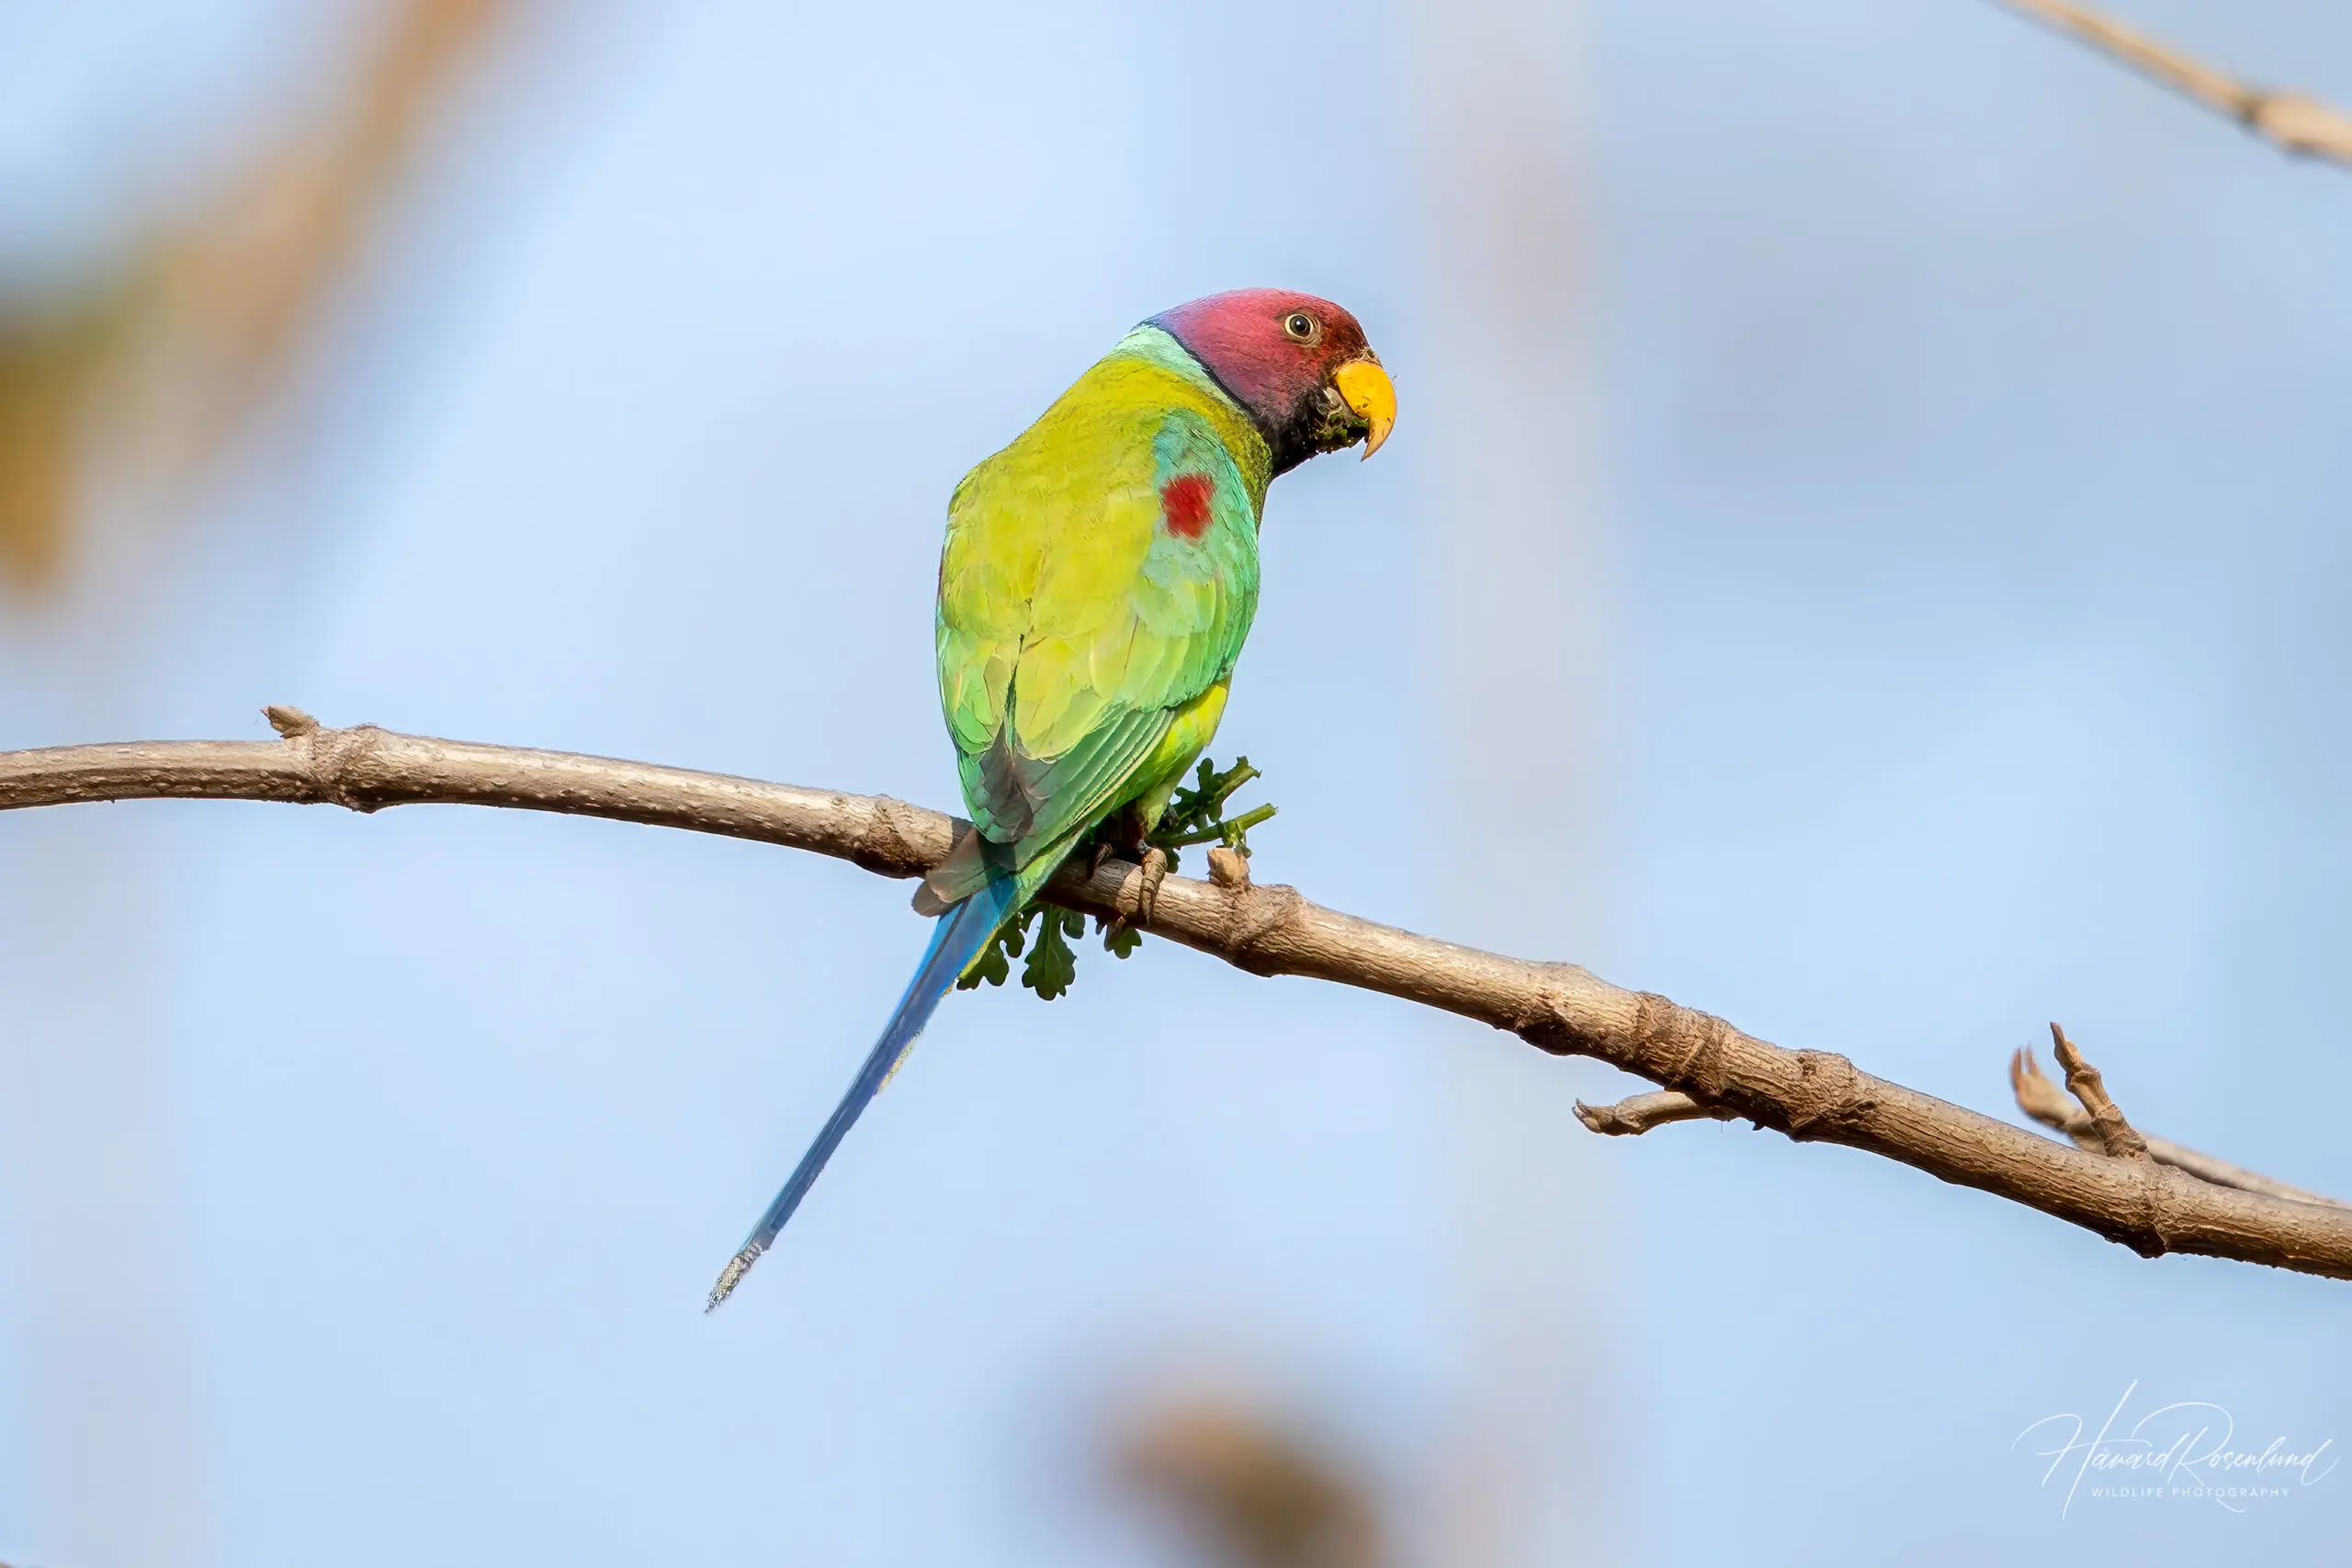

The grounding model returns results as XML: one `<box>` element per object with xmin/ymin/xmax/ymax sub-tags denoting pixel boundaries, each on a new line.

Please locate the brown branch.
<box><xmin>1993</xmin><ymin>0</ymin><xmax>2352</xmax><ymax>169</ymax></box>
<box><xmin>2047</xmin><ymin>1021</ymin><xmax>2149</xmax><ymax>1160</ymax></box>
<box><xmin>7</xmin><ymin>707</ymin><xmax>2352</xmax><ymax>1281</ymax></box>
<box><xmin>1574</xmin><ymin>1089</ymin><xmax>1736</xmax><ymax>1136</ymax></box>
<box><xmin>1119</xmin><ymin>1400</ymin><xmax>1380</xmax><ymax>1568</ymax></box>
<box><xmin>2011</xmin><ymin>1036</ymin><xmax>2347</xmax><ymax>1208</ymax></box>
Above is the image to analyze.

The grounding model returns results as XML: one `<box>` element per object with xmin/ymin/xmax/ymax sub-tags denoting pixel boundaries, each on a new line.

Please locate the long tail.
<box><xmin>706</xmin><ymin>874</ymin><xmax>1016</xmax><ymax>1311</ymax></box>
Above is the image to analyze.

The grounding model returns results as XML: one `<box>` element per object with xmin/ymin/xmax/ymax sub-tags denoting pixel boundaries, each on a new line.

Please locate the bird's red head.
<box><xmin>1147</xmin><ymin>289</ymin><xmax>1396</xmax><ymax>475</ymax></box>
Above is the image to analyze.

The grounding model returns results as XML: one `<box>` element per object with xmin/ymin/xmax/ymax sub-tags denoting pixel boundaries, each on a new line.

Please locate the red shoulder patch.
<box><xmin>1159</xmin><ymin>472</ymin><xmax>1216</xmax><ymax>540</ymax></box>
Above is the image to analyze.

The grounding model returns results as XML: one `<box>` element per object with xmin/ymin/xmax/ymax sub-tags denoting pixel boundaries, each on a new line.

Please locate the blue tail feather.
<box><xmin>705</xmin><ymin>875</ymin><xmax>1016</xmax><ymax>1311</ymax></box>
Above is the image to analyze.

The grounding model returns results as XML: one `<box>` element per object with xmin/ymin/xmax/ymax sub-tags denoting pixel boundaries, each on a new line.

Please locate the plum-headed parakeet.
<box><xmin>709</xmin><ymin>289</ymin><xmax>1396</xmax><ymax>1308</ymax></box>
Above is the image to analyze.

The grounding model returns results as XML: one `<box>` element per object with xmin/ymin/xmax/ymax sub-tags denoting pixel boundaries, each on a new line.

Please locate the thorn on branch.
<box><xmin>1574</xmin><ymin>1089</ymin><xmax>1739</xmax><ymax>1137</ymax></box>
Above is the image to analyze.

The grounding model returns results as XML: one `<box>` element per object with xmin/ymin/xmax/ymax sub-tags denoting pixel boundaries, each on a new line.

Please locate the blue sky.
<box><xmin>2</xmin><ymin>2</ymin><xmax>2350</xmax><ymax>1563</ymax></box>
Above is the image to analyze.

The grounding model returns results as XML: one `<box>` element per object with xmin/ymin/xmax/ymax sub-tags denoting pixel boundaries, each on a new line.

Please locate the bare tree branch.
<box><xmin>2046</xmin><ymin>1021</ymin><xmax>2150</xmax><ymax>1161</ymax></box>
<box><xmin>6</xmin><ymin>705</ymin><xmax>2352</xmax><ymax>1282</ymax></box>
<box><xmin>2011</xmin><ymin>1036</ymin><xmax>2347</xmax><ymax>1208</ymax></box>
<box><xmin>1591</xmin><ymin>1023</ymin><xmax>2351</xmax><ymax>1214</ymax></box>
<box><xmin>1993</xmin><ymin>0</ymin><xmax>2352</xmax><ymax>169</ymax></box>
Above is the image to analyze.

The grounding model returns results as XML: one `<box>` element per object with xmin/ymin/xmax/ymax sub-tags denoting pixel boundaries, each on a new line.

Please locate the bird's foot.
<box><xmin>1100</xmin><ymin>801</ymin><xmax>1154</xmax><ymax>864</ymax></box>
<box><xmin>1133</xmin><ymin>846</ymin><xmax>1170</xmax><ymax>926</ymax></box>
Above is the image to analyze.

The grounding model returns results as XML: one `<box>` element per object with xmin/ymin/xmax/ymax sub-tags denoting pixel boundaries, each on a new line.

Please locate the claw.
<box><xmin>1136</xmin><ymin>846</ymin><xmax>1169</xmax><ymax>925</ymax></box>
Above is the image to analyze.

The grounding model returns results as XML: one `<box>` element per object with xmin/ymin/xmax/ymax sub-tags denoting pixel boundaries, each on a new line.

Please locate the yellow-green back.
<box><xmin>934</xmin><ymin>325</ymin><xmax>1270</xmax><ymax>879</ymax></box>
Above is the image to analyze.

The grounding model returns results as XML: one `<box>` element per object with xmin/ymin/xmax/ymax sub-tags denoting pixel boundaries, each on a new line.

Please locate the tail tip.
<box><xmin>706</xmin><ymin>1245</ymin><xmax>761</xmax><ymax>1314</ymax></box>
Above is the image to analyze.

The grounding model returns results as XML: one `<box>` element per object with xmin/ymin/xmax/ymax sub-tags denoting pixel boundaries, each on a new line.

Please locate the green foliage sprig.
<box><xmin>1148</xmin><ymin>754</ymin><xmax>1276</xmax><ymax>869</ymax></box>
<box><xmin>955</xmin><ymin>755</ymin><xmax>1273</xmax><ymax>1001</ymax></box>
<box><xmin>956</xmin><ymin>901</ymin><xmax>1087</xmax><ymax>1000</ymax></box>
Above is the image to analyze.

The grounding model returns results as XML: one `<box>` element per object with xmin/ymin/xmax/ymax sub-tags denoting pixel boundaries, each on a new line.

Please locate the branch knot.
<box><xmin>1784</xmin><ymin>1050</ymin><xmax>1872</xmax><ymax>1140</ymax></box>
<box><xmin>310</xmin><ymin>723</ymin><xmax>390</xmax><ymax>813</ymax></box>
<box><xmin>1632</xmin><ymin>992</ymin><xmax>1736</xmax><ymax>1103</ymax></box>
<box><xmin>1219</xmin><ymin>882</ymin><xmax>1306</xmax><ymax>976</ymax></box>
<box><xmin>266</xmin><ymin>709</ymin><xmax>390</xmax><ymax>813</ymax></box>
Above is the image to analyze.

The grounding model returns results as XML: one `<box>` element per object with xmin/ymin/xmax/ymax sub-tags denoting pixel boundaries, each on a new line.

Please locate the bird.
<box><xmin>707</xmin><ymin>289</ymin><xmax>1395</xmax><ymax>1310</ymax></box>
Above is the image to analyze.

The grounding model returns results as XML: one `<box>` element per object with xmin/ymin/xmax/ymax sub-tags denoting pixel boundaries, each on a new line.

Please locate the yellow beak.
<box><xmin>1330</xmin><ymin>356</ymin><xmax>1396</xmax><ymax>459</ymax></box>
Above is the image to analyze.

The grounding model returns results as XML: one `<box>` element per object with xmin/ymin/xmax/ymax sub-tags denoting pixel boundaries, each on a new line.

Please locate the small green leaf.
<box><xmin>956</xmin><ymin>905</ymin><xmax>1043</xmax><ymax>990</ymax></box>
<box><xmin>1023</xmin><ymin>906</ymin><xmax>1080</xmax><ymax>1000</ymax></box>
<box><xmin>1149</xmin><ymin>754</ymin><xmax>1277</xmax><ymax>863</ymax></box>
<box><xmin>948</xmin><ymin>768</ymin><xmax>1275</xmax><ymax>1002</ymax></box>
<box><xmin>956</xmin><ymin>935</ymin><xmax>1009</xmax><ymax>990</ymax></box>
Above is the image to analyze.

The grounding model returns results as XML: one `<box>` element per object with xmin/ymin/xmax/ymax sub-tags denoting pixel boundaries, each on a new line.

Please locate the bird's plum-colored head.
<box><xmin>1147</xmin><ymin>289</ymin><xmax>1395</xmax><ymax>476</ymax></box>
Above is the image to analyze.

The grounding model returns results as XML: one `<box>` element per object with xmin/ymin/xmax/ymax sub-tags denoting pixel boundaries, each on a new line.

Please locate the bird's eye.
<box><xmin>1283</xmin><ymin>312</ymin><xmax>1317</xmax><ymax>342</ymax></box>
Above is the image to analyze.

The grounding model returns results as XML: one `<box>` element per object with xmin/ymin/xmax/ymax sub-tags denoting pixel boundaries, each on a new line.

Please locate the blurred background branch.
<box><xmin>1120</xmin><ymin>1398</ymin><xmax>1382</xmax><ymax>1568</ymax></box>
<box><xmin>1992</xmin><ymin>0</ymin><xmax>2352</xmax><ymax>167</ymax></box>
<box><xmin>0</xmin><ymin>9</ymin><xmax>514</xmax><ymax>1565</ymax></box>
<box><xmin>0</xmin><ymin>0</ymin><xmax>504</xmax><ymax>597</ymax></box>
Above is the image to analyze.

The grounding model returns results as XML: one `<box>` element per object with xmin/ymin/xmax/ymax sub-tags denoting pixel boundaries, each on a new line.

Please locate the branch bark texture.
<box><xmin>9</xmin><ymin>708</ymin><xmax>2352</xmax><ymax>1283</ymax></box>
